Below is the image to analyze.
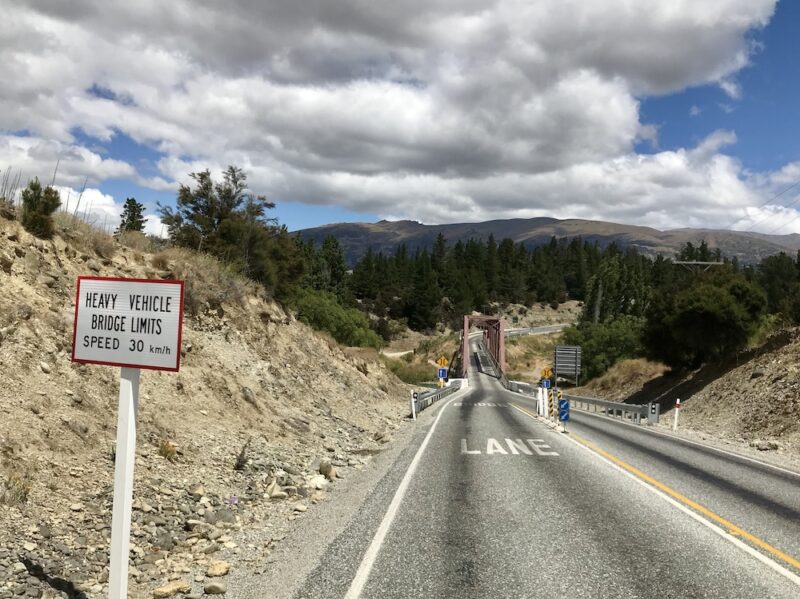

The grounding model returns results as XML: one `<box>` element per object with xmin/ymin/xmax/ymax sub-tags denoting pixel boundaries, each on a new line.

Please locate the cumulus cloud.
<box><xmin>0</xmin><ymin>0</ymin><xmax>786</xmax><ymax>233</ymax></box>
<box><xmin>0</xmin><ymin>135</ymin><xmax>135</xmax><ymax>188</ymax></box>
<box><xmin>143</xmin><ymin>215</ymin><xmax>167</xmax><ymax>238</ymax></box>
<box><xmin>56</xmin><ymin>186</ymin><xmax>122</xmax><ymax>233</ymax></box>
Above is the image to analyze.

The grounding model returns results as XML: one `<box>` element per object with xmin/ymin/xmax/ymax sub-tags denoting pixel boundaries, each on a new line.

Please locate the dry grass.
<box><xmin>0</xmin><ymin>467</ymin><xmax>32</xmax><ymax>506</ymax></box>
<box><xmin>505</xmin><ymin>333</ymin><xmax>562</xmax><ymax>382</ymax></box>
<box><xmin>382</xmin><ymin>356</ymin><xmax>433</xmax><ymax>384</ymax></box>
<box><xmin>580</xmin><ymin>359</ymin><xmax>668</xmax><ymax>401</ymax></box>
<box><xmin>151</xmin><ymin>251</ymin><xmax>170</xmax><ymax>270</ymax></box>
<box><xmin>161</xmin><ymin>248</ymin><xmax>249</xmax><ymax>315</ymax></box>
<box><xmin>118</xmin><ymin>230</ymin><xmax>155</xmax><ymax>253</ymax></box>
<box><xmin>53</xmin><ymin>212</ymin><xmax>117</xmax><ymax>258</ymax></box>
<box><xmin>414</xmin><ymin>333</ymin><xmax>459</xmax><ymax>361</ymax></box>
<box><xmin>343</xmin><ymin>346</ymin><xmax>381</xmax><ymax>362</ymax></box>
<box><xmin>0</xmin><ymin>198</ymin><xmax>16</xmax><ymax>221</ymax></box>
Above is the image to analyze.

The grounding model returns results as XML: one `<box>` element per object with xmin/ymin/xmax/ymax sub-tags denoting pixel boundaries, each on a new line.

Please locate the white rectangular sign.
<box><xmin>72</xmin><ymin>277</ymin><xmax>184</xmax><ymax>371</ymax></box>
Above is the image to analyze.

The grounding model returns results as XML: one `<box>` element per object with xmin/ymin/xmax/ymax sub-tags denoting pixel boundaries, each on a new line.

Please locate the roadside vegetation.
<box><xmin>381</xmin><ymin>332</ymin><xmax>460</xmax><ymax>385</ymax></box>
<box><xmin>563</xmin><ymin>242</ymin><xmax>798</xmax><ymax>383</ymax></box>
<box><xmin>4</xmin><ymin>168</ymin><xmax>799</xmax><ymax>375</ymax></box>
<box><xmin>505</xmin><ymin>333</ymin><xmax>561</xmax><ymax>383</ymax></box>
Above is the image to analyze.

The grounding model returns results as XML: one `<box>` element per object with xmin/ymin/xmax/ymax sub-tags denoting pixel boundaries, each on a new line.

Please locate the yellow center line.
<box><xmin>511</xmin><ymin>403</ymin><xmax>800</xmax><ymax>572</ymax></box>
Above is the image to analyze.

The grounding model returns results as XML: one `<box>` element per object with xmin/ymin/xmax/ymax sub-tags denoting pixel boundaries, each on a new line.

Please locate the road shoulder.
<box><xmin>226</xmin><ymin>387</ymin><xmax>469</xmax><ymax>598</ymax></box>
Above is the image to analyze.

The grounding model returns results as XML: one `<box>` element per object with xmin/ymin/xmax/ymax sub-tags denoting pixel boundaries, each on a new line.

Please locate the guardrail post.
<box><xmin>647</xmin><ymin>402</ymin><xmax>660</xmax><ymax>424</ymax></box>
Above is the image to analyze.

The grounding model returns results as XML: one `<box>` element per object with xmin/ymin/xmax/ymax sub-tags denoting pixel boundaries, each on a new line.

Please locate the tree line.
<box><xmin>10</xmin><ymin>167</ymin><xmax>800</xmax><ymax>379</ymax></box>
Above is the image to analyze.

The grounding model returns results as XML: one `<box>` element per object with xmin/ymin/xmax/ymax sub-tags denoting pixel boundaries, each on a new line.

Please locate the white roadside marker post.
<box><xmin>109</xmin><ymin>367</ymin><xmax>140</xmax><ymax>599</ymax></box>
<box><xmin>410</xmin><ymin>391</ymin><xmax>417</xmax><ymax>420</ymax></box>
<box><xmin>673</xmin><ymin>397</ymin><xmax>681</xmax><ymax>431</ymax></box>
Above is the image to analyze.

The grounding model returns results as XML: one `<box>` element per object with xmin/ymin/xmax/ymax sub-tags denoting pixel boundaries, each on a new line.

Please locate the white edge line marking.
<box><xmin>564</xmin><ymin>401</ymin><xmax>800</xmax><ymax>479</ymax></box>
<box><xmin>559</xmin><ymin>429</ymin><xmax>800</xmax><ymax>588</ymax></box>
<box><xmin>344</xmin><ymin>386</ymin><xmax>473</xmax><ymax>599</ymax></box>
<box><xmin>508</xmin><ymin>402</ymin><xmax>800</xmax><ymax>589</ymax></box>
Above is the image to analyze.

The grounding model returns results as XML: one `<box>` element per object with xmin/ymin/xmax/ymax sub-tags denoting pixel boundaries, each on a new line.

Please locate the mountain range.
<box><xmin>296</xmin><ymin>217</ymin><xmax>800</xmax><ymax>266</ymax></box>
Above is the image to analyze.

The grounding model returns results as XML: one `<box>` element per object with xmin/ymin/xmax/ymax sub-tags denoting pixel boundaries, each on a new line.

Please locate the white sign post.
<box><xmin>72</xmin><ymin>277</ymin><xmax>184</xmax><ymax>599</ymax></box>
<box><xmin>109</xmin><ymin>367</ymin><xmax>139</xmax><ymax>598</ymax></box>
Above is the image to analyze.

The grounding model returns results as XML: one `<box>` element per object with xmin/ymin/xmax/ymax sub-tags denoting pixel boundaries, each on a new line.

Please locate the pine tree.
<box><xmin>117</xmin><ymin>197</ymin><xmax>146</xmax><ymax>233</ymax></box>
<box><xmin>406</xmin><ymin>251</ymin><xmax>441</xmax><ymax>330</ymax></box>
<box><xmin>319</xmin><ymin>235</ymin><xmax>348</xmax><ymax>303</ymax></box>
<box><xmin>21</xmin><ymin>178</ymin><xmax>61</xmax><ymax>239</ymax></box>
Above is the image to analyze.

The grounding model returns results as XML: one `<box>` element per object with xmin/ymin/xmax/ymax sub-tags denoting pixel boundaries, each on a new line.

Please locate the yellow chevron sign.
<box><xmin>436</xmin><ymin>355</ymin><xmax>449</xmax><ymax>368</ymax></box>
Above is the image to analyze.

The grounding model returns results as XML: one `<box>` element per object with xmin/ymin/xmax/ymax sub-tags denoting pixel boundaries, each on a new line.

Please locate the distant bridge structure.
<box><xmin>460</xmin><ymin>315</ymin><xmax>505</xmax><ymax>379</ymax></box>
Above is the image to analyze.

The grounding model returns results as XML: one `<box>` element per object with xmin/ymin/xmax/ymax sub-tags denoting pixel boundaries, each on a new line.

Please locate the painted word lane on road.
<box><xmin>461</xmin><ymin>437</ymin><xmax>559</xmax><ymax>456</ymax></box>
<box><xmin>72</xmin><ymin>276</ymin><xmax>184</xmax><ymax>371</ymax></box>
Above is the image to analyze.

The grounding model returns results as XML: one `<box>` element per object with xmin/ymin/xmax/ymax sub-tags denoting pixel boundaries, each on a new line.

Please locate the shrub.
<box><xmin>643</xmin><ymin>269</ymin><xmax>766</xmax><ymax>368</ymax></box>
<box><xmin>158</xmin><ymin>439</ymin><xmax>178</xmax><ymax>461</ymax></box>
<box><xmin>294</xmin><ymin>289</ymin><xmax>383</xmax><ymax>349</ymax></box>
<box><xmin>151</xmin><ymin>251</ymin><xmax>170</xmax><ymax>270</ymax></box>
<box><xmin>563</xmin><ymin>316</ymin><xmax>646</xmax><ymax>382</ymax></box>
<box><xmin>0</xmin><ymin>469</ymin><xmax>32</xmax><ymax>506</ymax></box>
<box><xmin>21</xmin><ymin>178</ymin><xmax>60</xmax><ymax>239</ymax></box>
<box><xmin>383</xmin><ymin>357</ymin><xmax>433</xmax><ymax>384</ymax></box>
<box><xmin>90</xmin><ymin>230</ymin><xmax>116</xmax><ymax>259</ymax></box>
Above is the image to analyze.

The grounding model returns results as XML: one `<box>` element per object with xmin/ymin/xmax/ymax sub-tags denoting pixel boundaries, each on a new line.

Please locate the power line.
<box><xmin>764</xmin><ymin>207</ymin><xmax>800</xmax><ymax>235</ymax></box>
<box><xmin>730</xmin><ymin>179</ymin><xmax>800</xmax><ymax>232</ymax></box>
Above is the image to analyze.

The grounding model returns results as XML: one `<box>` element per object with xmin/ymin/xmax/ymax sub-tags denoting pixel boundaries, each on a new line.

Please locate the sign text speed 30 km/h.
<box><xmin>72</xmin><ymin>276</ymin><xmax>184</xmax><ymax>371</ymax></box>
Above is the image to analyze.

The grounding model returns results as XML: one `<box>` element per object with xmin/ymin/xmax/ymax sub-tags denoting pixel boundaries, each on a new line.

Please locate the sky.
<box><xmin>1</xmin><ymin>0</ymin><xmax>799</xmax><ymax>236</ymax></box>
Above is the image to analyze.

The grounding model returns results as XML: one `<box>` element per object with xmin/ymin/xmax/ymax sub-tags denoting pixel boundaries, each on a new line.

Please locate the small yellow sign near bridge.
<box><xmin>436</xmin><ymin>355</ymin><xmax>449</xmax><ymax>368</ymax></box>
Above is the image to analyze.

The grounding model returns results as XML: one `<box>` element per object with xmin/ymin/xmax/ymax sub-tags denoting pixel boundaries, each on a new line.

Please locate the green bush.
<box><xmin>643</xmin><ymin>269</ymin><xmax>766</xmax><ymax>368</ymax></box>
<box><xmin>562</xmin><ymin>316</ymin><xmax>645</xmax><ymax>382</ymax></box>
<box><xmin>294</xmin><ymin>290</ymin><xmax>383</xmax><ymax>349</ymax></box>
<box><xmin>21</xmin><ymin>178</ymin><xmax>60</xmax><ymax>239</ymax></box>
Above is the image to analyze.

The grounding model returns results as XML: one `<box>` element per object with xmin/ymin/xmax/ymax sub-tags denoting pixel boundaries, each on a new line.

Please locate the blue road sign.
<box><xmin>558</xmin><ymin>399</ymin><xmax>570</xmax><ymax>422</ymax></box>
<box><xmin>438</xmin><ymin>367</ymin><xmax>448</xmax><ymax>379</ymax></box>
<box><xmin>542</xmin><ymin>379</ymin><xmax>551</xmax><ymax>389</ymax></box>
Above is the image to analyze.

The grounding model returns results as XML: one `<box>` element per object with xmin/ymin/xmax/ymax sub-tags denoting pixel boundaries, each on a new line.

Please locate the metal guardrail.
<box><xmin>475</xmin><ymin>344</ymin><xmax>498</xmax><ymax>376</ymax></box>
<box><xmin>566</xmin><ymin>394</ymin><xmax>659</xmax><ymax>424</ymax></box>
<box><xmin>471</xmin><ymin>337</ymin><xmax>659</xmax><ymax>426</ymax></box>
<box><xmin>506</xmin><ymin>328</ymin><xmax>542</xmax><ymax>338</ymax></box>
<box><xmin>505</xmin><ymin>324</ymin><xmax>569</xmax><ymax>338</ymax></box>
<box><xmin>507</xmin><ymin>381</ymin><xmax>536</xmax><ymax>395</ymax></box>
<box><xmin>412</xmin><ymin>381</ymin><xmax>462</xmax><ymax>416</ymax></box>
<box><xmin>476</xmin><ymin>342</ymin><xmax>510</xmax><ymax>389</ymax></box>
<box><xmin>500</xmin><ymin>385</ymin><xmax>659</xmax><ymax>426</ymax></box>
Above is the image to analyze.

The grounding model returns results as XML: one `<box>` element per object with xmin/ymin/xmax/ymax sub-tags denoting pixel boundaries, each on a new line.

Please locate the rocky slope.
<box><xmin>577</xmin><ymin>335</ymin><xmax>800</xmax><ymax>460</ymax></box>
<box><xmin>0</xmin><ymin>216</ymin><xmax>408</xmax><ymax>598</ymax></box>
<box><xmin>678</xmin><ymin>331</ymin><xmax>800</xmax><ymax>456</ymax></box>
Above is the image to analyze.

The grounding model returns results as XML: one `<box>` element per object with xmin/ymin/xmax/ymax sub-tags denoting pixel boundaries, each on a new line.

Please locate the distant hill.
<box><xmin>296</xmin><ymin>217</ymin><xmax>800</xmax><ymax>266</ymax></box>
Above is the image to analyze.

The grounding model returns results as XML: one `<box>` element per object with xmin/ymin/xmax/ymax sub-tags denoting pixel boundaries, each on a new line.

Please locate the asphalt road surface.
<box><xmin>295</xmin><ymin>346</ymin><xmax>800</xmax><ymax>599</ymax></box>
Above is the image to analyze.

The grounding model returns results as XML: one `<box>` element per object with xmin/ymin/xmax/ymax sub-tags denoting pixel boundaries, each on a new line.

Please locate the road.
<box><xmin>293</xmin><ymin>345</ymin><xmax>800</xmax><ymax>598</ymax></box>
